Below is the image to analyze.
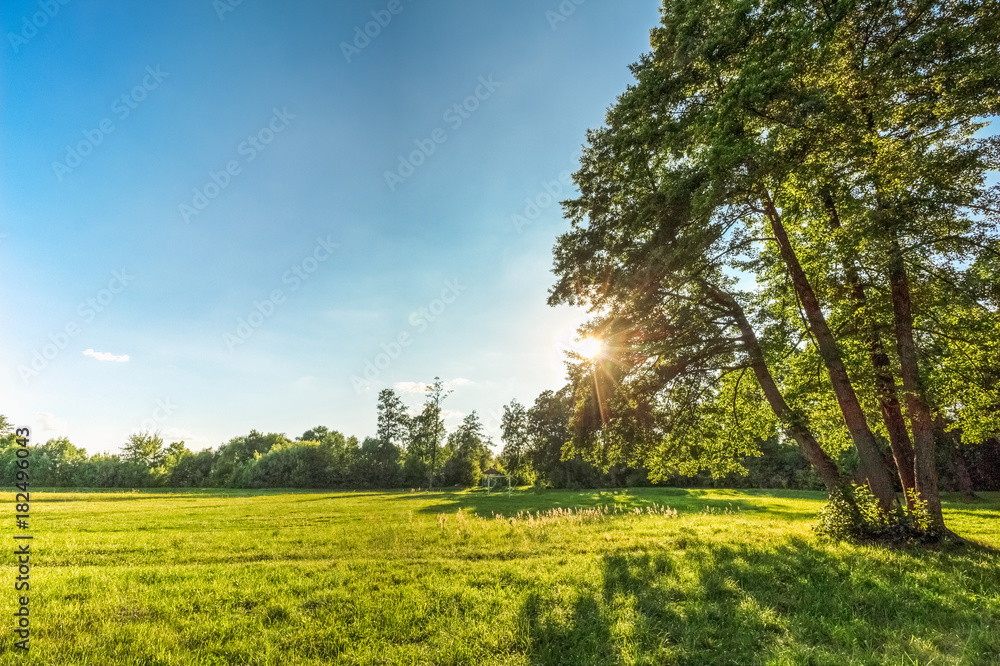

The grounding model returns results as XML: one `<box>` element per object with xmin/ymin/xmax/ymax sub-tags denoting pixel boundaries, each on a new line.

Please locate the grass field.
<box><xmin>1</xmin><ymin>488</ymin><xmax>998</xmax><ymax>665</ymax></box>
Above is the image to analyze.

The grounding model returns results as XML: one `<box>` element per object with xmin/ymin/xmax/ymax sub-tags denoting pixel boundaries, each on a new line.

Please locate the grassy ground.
<box><xmin>1</xmin><ymin>487</ymin><xmax>998</xmax><ymax>665</ymax></box>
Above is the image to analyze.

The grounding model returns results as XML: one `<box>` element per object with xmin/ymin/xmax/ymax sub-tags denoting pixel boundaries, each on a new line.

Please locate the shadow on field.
<box><xmin>32</xmin><ymin>488</ymin><xmax>398</xmax><ymax>501</ymax></box>
<box><xmin>405</xmin><ymin>488</ymin><xmax>774</xmax><ymax>518</ymax></box>
<box><xmin>517</xmin><ymin>536</ymin><xmax>999</xmax><ymax>665</ymax></box>
<box><xmin>519</xmin><ymin>592</ymin><xmax>617</xmax><ymax>664</ymax></box>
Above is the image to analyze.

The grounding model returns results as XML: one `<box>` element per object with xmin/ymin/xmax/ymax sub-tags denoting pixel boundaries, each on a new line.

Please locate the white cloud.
<box><xmin>394</xmin><ymin>381</ymin><xmax>428</xmax><ymax>394</ymax></box>
<box><xmin>394</xmin><ymin>378</ymin><xmax>474</xmax><ymax>394</ymax></box>
<box><xmin>36</xmin><ymin>412</ymin><xmax>67</xmax><ymax>432</ymax></box>
<box><xmin>84</xmin><ymin>349</ymin><xmax>130</xmax><ymax>363</ymax></box>
<box><xmin>160</xmin><ymin>427</ymin><xmax>200</xmax><ymax>443</ymax></box>
<box><xmin>292</xmin><ymin>375</ymin><xmax>320</xmax><ymax>390</ymax></box>
<box><xmin>403</xmin><ymin>408</ymin><xmax>466</xmax><ymax>422</ymax></box>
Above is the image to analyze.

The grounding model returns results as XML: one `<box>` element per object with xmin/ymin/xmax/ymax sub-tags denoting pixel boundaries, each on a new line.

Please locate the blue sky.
<box><xmin>1</xmin><ymin>0</ymin><xmax>662</xmax><ymax>452</ymax></box>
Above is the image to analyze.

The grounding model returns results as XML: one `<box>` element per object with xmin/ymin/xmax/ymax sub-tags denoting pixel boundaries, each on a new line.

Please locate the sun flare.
<box><xmin>575</xmin><ymin>336</ymin><xmax>604</xmax><ymax>359</ymax></box>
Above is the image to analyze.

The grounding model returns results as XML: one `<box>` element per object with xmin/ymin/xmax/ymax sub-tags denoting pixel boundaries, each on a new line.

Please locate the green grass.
<box><xmin>2</xmin><ymin>488</ymin><xmax>998</xmax><ymax>665</ymax></box>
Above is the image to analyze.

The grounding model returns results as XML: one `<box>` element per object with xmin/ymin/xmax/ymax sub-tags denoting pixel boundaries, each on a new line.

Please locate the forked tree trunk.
<box><xmin>705</xmin><ymin>284</ymin><xmax>843</xmax><ymax>492</ymax></box>
<box><xmin>761</xmin><ymin>194</ymin><xmax>897</xmax><ymax>510</ymax></box>
<box><xmin>887</xmin><ymin>245</ymin><xmax>947</xmax><ymax>532</ymax></box>
<box><xmin>824</xmin><ymin>195</ymin><xmax>917</xmax><ymax>504</ymax></box>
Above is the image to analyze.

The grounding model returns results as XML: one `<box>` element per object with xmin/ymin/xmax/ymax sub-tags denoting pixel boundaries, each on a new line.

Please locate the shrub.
<box><xmin>814</xmin><ymin>484</ymin><xmax>938</xmax><ymax>544</ymax></box>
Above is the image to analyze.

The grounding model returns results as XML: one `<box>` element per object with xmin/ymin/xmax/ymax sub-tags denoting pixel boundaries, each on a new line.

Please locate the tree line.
<box><xmin>2</xmin><ymin>381</ymin><xmax>997</xmax><ymax>493</ymax></box>
<box><xmin>0</xmin><ymin>383</ymin><xmax>602</xmax><ymax>490</ymax></box>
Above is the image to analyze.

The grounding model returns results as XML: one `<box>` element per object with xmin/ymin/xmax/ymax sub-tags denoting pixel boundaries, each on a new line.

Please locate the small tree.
<box><xmin>299</xmin><ymin>425</ymin><xmax>329</xmax><ymax>442</ymax></box>
<box><xmin>416</xmin><ymin>378</ymin><xmax>451</xmax><ymax>490</ymax></box>
<box><xmin>356</xmin><ymin>436</ymin><xmax>403</xmax><ymax>488</ymax></box>
<box><xmin>526</xmin><ymin>388</ymin><xmax>575</xmax><ymax>486</ymax></box>
<box><xmin>442</xmin><ymin>411</ymin><xmax>489</xmax><ymax>486</ymax></box>
<box><xmin>36</xmin><ymin>437</ymin><xmax>88</xmax><ymax>486</ymax></box>
<box><xmin>0</xmin><ymin>414</ymin><xmax>13</xmax><ymax>437</ymax></box>
<box><xmin>168</xmin><ymin>449</ymin><xmax>216</xmax><ymax>487</ymax></box>
<box><xmin>500</xmin><ymin>400</ymin><xmax>534</xmax><ymax>485</ymax></box>
<box><xmin>121</xmin><ymin>431</ymin><xmax>165</xmax><ymax>469</ymax></box>
<box><xmin>377</xmin><ymin>389</ymin><xmax>411</xmax><ymax>451</ymax></box>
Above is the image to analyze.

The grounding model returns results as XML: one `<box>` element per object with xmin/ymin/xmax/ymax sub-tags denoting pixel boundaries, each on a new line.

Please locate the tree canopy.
<box><xmin>549</xmin><ymin>0</ymin><xmax>1000</xmax><ymax>536</ymax></box>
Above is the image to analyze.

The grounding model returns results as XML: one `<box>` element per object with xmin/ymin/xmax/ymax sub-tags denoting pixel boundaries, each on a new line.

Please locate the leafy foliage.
<box><xmin>815</xmin><ymin>484</ymin><xmax>939</xmax><ymax>544</ymax></box>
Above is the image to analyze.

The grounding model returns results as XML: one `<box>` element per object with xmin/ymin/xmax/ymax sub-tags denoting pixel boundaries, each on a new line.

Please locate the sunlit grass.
<box><xmin>2</xmin><ymin>488</ymin><xmax>998</xmax><ymax>664</ymax></box>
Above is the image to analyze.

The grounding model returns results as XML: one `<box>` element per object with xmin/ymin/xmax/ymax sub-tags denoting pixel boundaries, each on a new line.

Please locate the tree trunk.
<box><xmin>742</xmin><ymin>328</ymin><xmax>844</xmax><ymax>492</ymax></box>
<box><xmin>951</xmin><ymin>441</ymin><xmax>976</xmax><ymax>500</ymax></box>
<box><xmin>761</xmin><ymin>194</ymin><xmax>898</xmax><ymax>510</ymax></box>
<box><xmin>428</xmin><ymin>441</ymin><xmax>436</xmax><ymax>491</ymax></box>
<box><xmin>887</xmin><ymin>244</ymin><xmax>947</xmax><ymax>532</ymax></box>
<box><xmin>706</xmin><ymin>284</ymin><xmax>843</xmax><ymax>492</ymax></box>
<box><xmin>824</xmin><ymin>194</ymin><xmax>917</xmax><ymax>504</ymax></box>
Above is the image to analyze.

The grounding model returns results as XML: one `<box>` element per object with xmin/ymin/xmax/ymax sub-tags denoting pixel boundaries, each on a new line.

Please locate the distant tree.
<box><xmin>72</xmin><ymin>452</ymin><xmax>148</xmax><ymax>488</ymax></box>
<box><xmin>319</xmin><ymin>431</ymin><xmax>360</xmax><ymax>486</ymax></box>
<box><xmin>121</xmin><ymin>431</ymin><xmax>165</xmax><ymax>469</ymax></box>
<box><xmin>299</xmin><ymin>426</ymin><xmax>329</xmax><ymax>442</ymax></box>
<box><xmin>0</xmin><ymin>431</ymin><xmax>24</xmax><ymax>484</ymax></box>
<box><xmin>72</xmin><ymin>454</ymin><xmax>120</xmax><ymax>487</ymax></box>
<box><xmin>209</xmin><ymin>430</ymin><xmax>290</xmax><ymax>487</ymax></box>
<box><xmin>117</xmin><ymin>459</ymin><xmax>153</xmax><ymax>488</ymax></box>
<box><xmin>240</xmin><ymin>441</ymin><xmax>330</xmax><ymax>488</ymax></box>
<box><xmin>442</xmin><ymin>411</ymin><xmax>490</xmax><ymax>486</ymax></box>
<box><xmin>402</xmin><ymin>442</ymin><xmax>430</xmax><ymax>488</ymax></box>
<box><xmin>376</xmin><ymin>389</ymin><xmax>410</xmax><ymax>450</ymax></box>
<box><xmin>404</xmin><ymin>379</ymin><xmax>451</xmax><ymax>489</ymax></box>
<box><xmin>355</xmin><ymin>436</ymin><xmax>403</xmax><ymax>488</ymax></box>
<box><xmin>151</xmin><ymin>441</ymin><xmax>193</xmax><ymax>486</ymax></box>
<box><xmin>525</xmin><ymin>388</ymin><xmax>578</xmax><ymax>486</ymax></box>
<box><xmin>35</xmin><ymin>437</ymin><xmax>88</xmax><ymax>486</ymax></box>
<box><xmin>169</xmin><ymin>449</ymin><xmax>217</xmax><ymax>487</ymax></box>
<box><xmin>420</xmin><ymin>379</ymin><xmax>450</xmax><ymax>490</ymax></box>
<box><xmin>500</xmin><ymin>400</ymin><xmax>534</xmax><ymax>485</ymax></box>
<box><xmin>162</xmin><ymin>441</ymin><xmax>191</xmax><ymax>465</ymax></box>
<box><xmin>0</xmin><ymin>427</ymin><xmax>87</xmax><ymax>488</ymax></box>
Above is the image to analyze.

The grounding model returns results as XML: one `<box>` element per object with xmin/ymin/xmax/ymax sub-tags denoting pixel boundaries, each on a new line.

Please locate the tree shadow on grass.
<box><xmin>404</xmin><ymin>488</ymin><xmax>770</xmax><ymax>518</ymax></box>
<box><xmin>34</xmin><ymin>488</ymin><xmax>399</xmax><ymax>500</ymax></box>
<box><xmin>518</xmin><ymin>591</ymin><xmax>617</xmax><ymax>666</ymax></box>
<box><xmin>518</xmin><ymin>536</ymin><xmax>1000</xmax><ymax>665</ymax></box>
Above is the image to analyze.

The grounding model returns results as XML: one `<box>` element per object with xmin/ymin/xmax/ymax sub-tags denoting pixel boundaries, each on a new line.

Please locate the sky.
<box><xmin>0</xmin><ymin>0</ymin><xmax>663</xmax><ymax>453</ymax></box>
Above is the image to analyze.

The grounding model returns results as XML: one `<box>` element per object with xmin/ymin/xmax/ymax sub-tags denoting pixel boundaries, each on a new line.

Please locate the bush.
<box><xmin>814</xmin><ymin>484</ymin><xmax>937</xmax><ymax>544</ymax></box>
<box><xmin>441</xmin><ymin>455</ymin><xmax>481</xmax><ymax>487</ymax></box>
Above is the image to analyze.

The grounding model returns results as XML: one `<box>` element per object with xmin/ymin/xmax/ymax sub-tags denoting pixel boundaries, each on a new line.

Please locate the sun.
<box><xmin>575</xmin><ymin>336</ymin><xmax>605</xmax><ymax>359</ymax></box>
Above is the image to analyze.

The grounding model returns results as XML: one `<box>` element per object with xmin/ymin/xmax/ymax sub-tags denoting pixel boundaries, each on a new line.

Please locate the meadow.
<box><xmin>2</xmin><ymin>487</ymin><xmax>998</xmax><ymax>665</ymax></box>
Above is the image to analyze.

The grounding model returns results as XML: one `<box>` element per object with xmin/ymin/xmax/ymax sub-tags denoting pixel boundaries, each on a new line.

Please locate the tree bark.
<box><xmin>761</xmin><ymin>193</ymin><xmax>898</xmax><ymax>510</ymax></box>
<box><xmin>951</xmin><ymin>441</ymin><xmax>976</xmax><ymax>500</ymax></box>
<box><xmin>887</xmin><ymin>244</ymin><xmax>947</xmax><ymax>532</ymax></box>
<box><xmin>740</xmin><ymin>324</ymin><xmax>844</xmax><ymax>492</ymax></box>
<box><xmin>706</xmin><ymin>284</ymin><xmax>844</xmax><ymax>492</ymax></box>
<box><xmin>824</xmin><ymin>194</ymin><xmax>917</xmax><ymax>503</ymax></box>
